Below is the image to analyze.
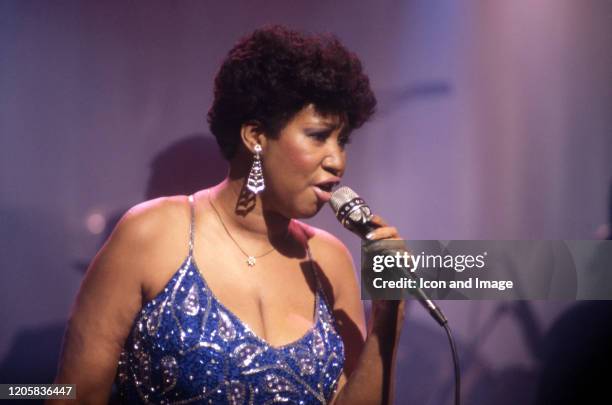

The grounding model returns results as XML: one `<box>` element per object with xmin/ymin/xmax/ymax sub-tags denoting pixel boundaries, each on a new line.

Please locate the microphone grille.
<box><xmin>329</xmin><ymin>186</ymin><xmax>359</xmax><ymax>214</ymax></box>
<box><xmin>329</xmin><ymin>186</ymin><xmax>372</xmax><ymax>225</ymax></box>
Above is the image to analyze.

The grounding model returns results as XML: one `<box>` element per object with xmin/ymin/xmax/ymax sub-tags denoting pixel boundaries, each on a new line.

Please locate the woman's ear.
<box><xmin>240</xmin><ymin>121</ymin><xmax>267</xmax><ymax>154</ymax></box>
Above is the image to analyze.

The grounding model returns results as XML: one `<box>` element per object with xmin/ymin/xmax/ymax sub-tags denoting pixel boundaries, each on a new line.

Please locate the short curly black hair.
<box><xmin>207</xmin><ymin>25</ymin><xmax>377</xmax><ymax>160</ymax></box>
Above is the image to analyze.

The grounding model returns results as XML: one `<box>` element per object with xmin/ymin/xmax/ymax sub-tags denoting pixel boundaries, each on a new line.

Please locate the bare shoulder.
<box><xmin>293</xmin><ymin>221</ymin><xmax>357</xmax><ymax>302</ymax></box>
<box><xmin>306</xmin><ymin>225</ymin><xmax>352</xmax><ymax>262</ymax></box>
<box><xmin>102</xmin><ymin>195</ymin><xmax>193</xmax><ymax>282</ymax></box>
<box><xmin>118</xmin><ymin>195</ymin><xmax>190</xmax><ymax>241</ymax></box>
<box><xmin>85</xmin><ymin>193</ymin><xmax>193</xmax><ymax>299</ymax></box>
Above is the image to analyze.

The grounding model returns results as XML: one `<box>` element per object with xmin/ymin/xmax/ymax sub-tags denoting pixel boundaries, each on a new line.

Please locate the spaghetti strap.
<box><xmin>305</xmin><ymin>245</ymin><xmax>333</xmax><ymax>310</ymax></box>
<box><xmin>187</xmin><ymin>194</ymin><xmax>195</xmax><ymax>256</ymax></box>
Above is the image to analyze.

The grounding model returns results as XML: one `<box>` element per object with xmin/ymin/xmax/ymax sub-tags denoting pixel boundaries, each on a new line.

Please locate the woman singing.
<box><xmin>52</xmin><ymin>25</ymin><xmax>405</xmax><ymax>404</ymax></box>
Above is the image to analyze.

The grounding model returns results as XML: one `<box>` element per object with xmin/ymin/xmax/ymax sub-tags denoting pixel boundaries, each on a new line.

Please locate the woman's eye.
<box><xmin>307</xmin><ymin>130</ymin><xmax>350</xmax><ymax>148</ymax></box>
<box><xmin>309</xmin><ymin>131</ymin><xmax>329</xmax><ymax>142</ymax></box>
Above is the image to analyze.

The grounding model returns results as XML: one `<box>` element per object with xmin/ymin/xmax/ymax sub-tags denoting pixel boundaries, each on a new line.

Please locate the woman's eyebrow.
<box><xmin>304</xmin><ymin>125</ymin><xmax>334</xmax><ymax>133</ymax></box>
<box><xmin>307</xmin><ymin>119</ymin><xmax>343</xmax><ymax>129</ymax></box>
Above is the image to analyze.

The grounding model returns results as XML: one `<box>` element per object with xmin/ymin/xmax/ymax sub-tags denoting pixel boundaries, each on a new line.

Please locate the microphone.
<box><xmin>329</xmin><ymin>186</ymin><xmax>448</xmax><ymax>327</ymax></box>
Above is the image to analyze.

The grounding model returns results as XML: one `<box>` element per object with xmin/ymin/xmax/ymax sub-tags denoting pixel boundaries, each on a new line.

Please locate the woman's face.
<box><xmin>260</xmin><ymin>104</ymin><xmax>349</xmax><ymax>219</ymax></box>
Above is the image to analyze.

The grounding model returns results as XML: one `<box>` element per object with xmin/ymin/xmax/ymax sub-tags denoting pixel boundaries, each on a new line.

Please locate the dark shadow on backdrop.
<box><xmin>535</xmin><ymin>301</ymin><xmax>612</xmax><ymax>404</ymax></box>
<box><xmin>145</xmin><ymin>134</ymin><xmax>228</xmax><ymax>199</ymax></box>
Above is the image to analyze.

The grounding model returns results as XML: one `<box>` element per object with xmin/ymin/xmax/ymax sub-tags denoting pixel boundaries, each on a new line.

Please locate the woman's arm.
<box><xmin>48</xmin><ymin>198</ymin><xmax>188</xmax><ymax>404</ymax></box>
<box><xmin>314</xmin><ymin>216</ymin><xmax>405</xmax><ymax>405</ymax></box>
<box><xmin>332</xmin><ymin>300</ymin><xmax>405</xmax><ymax>405</ymax></box>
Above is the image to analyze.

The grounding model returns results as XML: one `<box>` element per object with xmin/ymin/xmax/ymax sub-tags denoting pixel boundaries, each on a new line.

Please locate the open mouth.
<box><xmin>312</xmin><ymin>181</ymin><xmax>339</xmax><ymax>203</ymax></box>
<box><xmin>317</xmin><ymin>183</ymin><xmax>336</xmax><ymax>193</ymax></box>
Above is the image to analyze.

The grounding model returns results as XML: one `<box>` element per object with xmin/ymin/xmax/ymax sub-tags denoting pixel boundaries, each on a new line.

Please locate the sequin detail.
<box><xmin>181</xmin><ymin>285</ymin><xmax>200</xmax><ymax>316</ymax></box>
<box><xmin>116</xmin><ymin>256</ymin><xmax>345</xmax><ymax>404</ymax></box>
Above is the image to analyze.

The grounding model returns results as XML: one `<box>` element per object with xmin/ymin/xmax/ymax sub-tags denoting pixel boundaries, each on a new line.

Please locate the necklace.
<box><xmin>208</xmin><ymin>191</ymin><xmax>276</xmax><ymax>267</ymax></box>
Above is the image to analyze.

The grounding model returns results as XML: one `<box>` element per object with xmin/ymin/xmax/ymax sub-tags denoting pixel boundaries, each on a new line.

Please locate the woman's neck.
<box><xmin>209</xmin><ymin>178</ymin><xmax>291</xmax><ymax>243</ymax></box>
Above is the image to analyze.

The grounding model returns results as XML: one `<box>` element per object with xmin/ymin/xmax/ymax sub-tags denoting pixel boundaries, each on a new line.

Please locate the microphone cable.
<box><xmin>443</xmin><ymin>320</ymin><xmax>460</xmax><ymax>405</ymax></box>
<box><xmin>329</xmin><ymin>186</ymin><xmax>461</xmax><ymax>405</ymax></box>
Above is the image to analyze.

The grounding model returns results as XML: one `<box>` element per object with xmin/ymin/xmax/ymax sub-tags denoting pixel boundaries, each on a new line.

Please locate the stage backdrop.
<box><xmin>1</xmin><ymin>1</ymin><xmax>611</xmax><ymax>403</ymax></box>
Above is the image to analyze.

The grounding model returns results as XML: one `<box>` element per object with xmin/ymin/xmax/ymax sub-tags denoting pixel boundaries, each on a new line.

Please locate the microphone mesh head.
<box><xmin>329</xmin><ymin>186</ymin><xmax>358</xmax><ymax>214</ymax></box>
<box><xmin>329</xmin><ymin>186</ymin><xmax>372</xmax><ymax>224</ymax></box>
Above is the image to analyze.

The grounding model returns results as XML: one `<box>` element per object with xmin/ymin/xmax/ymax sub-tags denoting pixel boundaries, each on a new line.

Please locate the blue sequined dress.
<box><xmin>116</xmin><ymin>196</ymin><xmax>345</xmax><ymax>404</ymax></box>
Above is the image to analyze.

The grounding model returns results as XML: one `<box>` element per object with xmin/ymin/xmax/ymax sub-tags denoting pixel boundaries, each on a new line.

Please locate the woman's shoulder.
<box><xmin>299</xmin><ymin>222</ymin><xmax>348</xmax><ymax>253</ymax></box>
<box><xmin>110</xmin><ymin>195</ymin><xmax>192</xmax><ymax>255</ymax></box>
<box><xmin>291</xmin><ymin>221</ymin><xmax>359</xmax><ymax>310</ymax></box>
<box><xmin>122</xmin><ymin>195</ymin><xmax>190</xmax><ymax>228</ymax></box>
<box><xmin>293</xmin><ymin>221</ymin><xmax>356</xmax><ymax>277</ymax></box>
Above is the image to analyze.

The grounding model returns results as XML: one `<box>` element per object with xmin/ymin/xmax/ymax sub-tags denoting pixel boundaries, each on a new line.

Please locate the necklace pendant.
<box><xmin>246</xmin><ymin>256</ymin><xmax>256</xmax><ymax>267</ymax></box>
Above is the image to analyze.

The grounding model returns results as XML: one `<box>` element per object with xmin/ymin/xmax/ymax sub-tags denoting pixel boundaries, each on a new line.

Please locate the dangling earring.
<box><xmin>246</xmin><ymin>144</ymin><xmax>265</xmax><ymax>194</ymax></box>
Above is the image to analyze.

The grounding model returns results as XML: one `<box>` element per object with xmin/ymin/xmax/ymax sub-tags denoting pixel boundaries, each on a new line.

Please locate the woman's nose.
<box><xmin>322</xmin><ymin>142</ymin><xmax>346</xmax><ymax>177</ymax></box>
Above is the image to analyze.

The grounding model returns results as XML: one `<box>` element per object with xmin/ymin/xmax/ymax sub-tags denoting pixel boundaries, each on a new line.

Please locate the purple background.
<box><xmin>1</xmin><ymin>1</ymin><xmax>612</xmax><ymax>404</ymax></box>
